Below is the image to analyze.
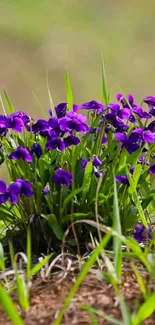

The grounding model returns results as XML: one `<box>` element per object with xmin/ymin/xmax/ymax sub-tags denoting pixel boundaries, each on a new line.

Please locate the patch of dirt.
<box><xmin>0</xmin><ymin>265</ymin><xmax>155</xmax><ymax>325</ymax></box>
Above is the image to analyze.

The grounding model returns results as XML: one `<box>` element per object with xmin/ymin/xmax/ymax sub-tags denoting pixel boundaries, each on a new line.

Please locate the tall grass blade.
<box><xmin>0</xmin><ymin>284</ymin><xmax>24</xmax><ymax>325</ymax></box>
<box><xmin>126</xmin><ymin>166</ymin><xmax>148</xmax><ymax>227</ymax></box>
<box><xmin>32</xmin><ymin>92</ymin><xmax>47</xmax><ymax>118</ymax></box>
<box><xmin>46</xmin><ymin>71</ymin><xmax>56</xmax><ymax>116</ymax></box>
<box><xmin>0</xmin><ymin>94</ymin><xmax>7</xmax><ymax>115</ymax></box>
<box><xmin>113</xmin><ymin>178</ymin><xmax>122</xmax><ymax>280</ymax></box>
<box><xmin>101</xmin><ymin>52</ymin><xmax>109</xmax><ymax>105</ymax></box>
<box><xmin>26</xmin><ymin>227</ymin><xmax>31</xmax><ymax>280</ymax></box>
<box><xmin>131</xmin><ymin>262</ymin><xmax>147</xmax><ymax>299</ymax></box>
<box><xmin>4</xmin><ymin>90</ymin><xmax>15</xmax><ymax>114</ymax></box>
<box><xmin>65</xmin><ymin>69</ymin><xmax>73</xmax><ymax>110</ymax></box>
<box><xmin>119</xmin><ymin>295</ymin><xmax>132</xmax><ymax>325</ymax></box>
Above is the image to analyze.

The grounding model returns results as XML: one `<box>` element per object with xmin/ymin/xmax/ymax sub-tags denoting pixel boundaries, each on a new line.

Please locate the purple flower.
<box><xmin>94</xmin><ymin>171</ymin><xmax>102</xmax><ymax>178</ymax></box>
<box><xmin>9</xmin><ymin>179</ymin><xmax>33</xmax><ymax>197</ymax></box>
<box><xmin>115</xmin><ymin>175</ymin><xmax>129</xmax><ymax>185</ymax></box>
<box><xmin>0</xmin><ymin>180</ymin><xmax>7</xmax><ymax>193</ymax></box>
<box><xmin>116</xmin><ymin>93</ymin><xmax>134</xmax><ymax>108</ymax></box>
<box><xmin>32</xmin><ymin>119</ymin><xmax>49</xmax><ymax>134</ymax></box>
<box><xmin>82</xmin><ymin>158</ymin><xmax>89</xmax><ymax>170</ymax></box>
<box><xmin>117</xmin><ymin>108</ymin><xmax>131</xmax><ymax>120</ymax></box>
<box><xmin>130</xmin><ymin>128</ymin><xmax>154</xmax><ymax>143</ymax></box>
<box><xmin>133</xmin><ymin>223</ymin><xmax>152</xmax><ymax>242</ymax></box>
<box><xmin>53</xmin><ymin>169</ymin><xmax>72</xmax><ymax>187</ymax></box>
<box><xmin>31</xmin><ymin>143</ymin><xmax>43</xmax><ymax>158</ymax></box>
<box><xmin>48</xmin><ymin>117</ymin><xmax>59</xmax><ymax>129</ymax></box>
<box><xmin>0</xmin><ymin>181</ymin><xmax>9</xmax><ymax>204</ymax></box>
<box><xmin>0</xmin><ymin>115</ymin><xmax>8</xmax><ymax>135</ymax></box>
<box><xmin>7</xmin><ymin>116</ymin><xmax>24</xmax><ymax>133</ymax></box>
<box><xmin>49</xmin><ymin>103</ymin><xmax>79</xmax><ymax>118</ymax></box>
<box><xmin>46</xmin><ymin>138</ymin><xmax>65</xmax><ymax>151</ymax></box>
<box><xmin>8</xmin><ymin>147</ymin><xmax>32</xmax><ymax>163</ymax></box>
<box><xmin>147</xmin><ymin>121</ymin><xmax>155</xmax><ymax>132</ymax></box>
<box><xmin>138</xmin><ymin>156</ymin><xmax>149</xmax><ymax>165</ymax></box>
<box><xmin>0</xmin><ymin>179</ymin><xmax>33</xmax><ymax>204</ymax></box>
<box><xmin>143</xmin><ymin>96</ymin><xmax>155</xmax><ymax>106</ymax></box>
<box><xmin>42</xmin><ymin>187</ymin><xmax>49</xmax><ymax>195</ymax></box>
<box><xmin>148</xmin><ymin>165</ymin><xmax>155</xmax><ymax>174</ymax></box>
<box><xmin>59</xmin><ymin>111</ymin><xmax>89</xmax><ymax>133</ymax></box>
<box><xmin>55</xmin><ymin>103</ymin><xmax>67</xmax><ymax>118</ymax></box>
<box><xmin>105</xmin><ymin>114</ymin><xmax>128</xmax><ymax>132</ymax></box>
<box><xmin>64</xmin><ymin>135</ymin><xmax>80</xmax><ymax>147</ymax></box>
<box><xmin>108</xmin><ymin>103</ymin><xmax>120</xmax><ymax>111</ymax></box>
<box><xmin>115</xmin><ymin>132</ymin><xmax>139</xmax><ymax>154</ymax></box>
<box><xmin>80</xmin><ymin>100</ymin><xmax>105</xmax><ymax>114</ymax></box>
<box><xmin>93</xmin><ymin>156</ymin><xmax>102</xmax><ymax>167</ymax></box>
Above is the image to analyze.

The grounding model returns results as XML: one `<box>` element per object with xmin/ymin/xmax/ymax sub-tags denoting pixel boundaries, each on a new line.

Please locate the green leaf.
<box><xmin>132</xmin><ymin>164</ymin><xmax>142</xmax><ymax>188</ymax></box>
<box><xmin>62</xmin><ymin>212</ymin><xmax>93</xmax><ymax>222</ymax></box>
<box><xmin>82</xmin><ymin>161</ymin><xmax>93</xmax><ymax>203</ymax></box>
<box><xmin>4</xmin><ymin>90</ymin><xmax>15</xmax><ymax>114</ymax></box>
<box><xmin>113</xmin><ymin>178</ymin><xmax>122</xmax><ymax>280</ymax></box>
<box><xmin>132</xmin><ymin>292</ymin><xmax>155</xmax><ymax>325</ymax></box>
<box><xmin>0</xmin><ymin>284</ymin><xmax>24</xmax><ymax>325</ymax></box>
<box><xmin>47</xmin><ymin>214</ymin><xmax>63</xmax><ymax>240</ymax></box>
<box><xmin>126</xmin><ymin>166</ymin><xmax>148</xmax><ymax>227</ymax></box>
<box><xmin>65</xmin><ymin>69</ymin><xmax>73</xmax><ymax>110</ymax></box>
<box><xmin>62</xmin><ymin>186</ymin><xmax>86</xmax><ymax>212</ymax></box>
<box><xmin>101</xmin><ymin>52</ymin><xmax>109</xmax><ymax>105</ymax></box>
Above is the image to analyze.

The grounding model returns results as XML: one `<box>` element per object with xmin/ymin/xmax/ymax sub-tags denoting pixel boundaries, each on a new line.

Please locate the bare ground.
<box><xmin>0</xmin><ymin>262</ymin><xmax>155</xmax><ymax>325</ymax></box>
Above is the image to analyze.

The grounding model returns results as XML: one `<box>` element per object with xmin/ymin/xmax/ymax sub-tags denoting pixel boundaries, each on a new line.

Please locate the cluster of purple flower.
<box><xmin>0</xmin><ymin>111</ymin><xmax>32</xmax><ymax>135</ymax></box>
<box><xmin>0</xmin><ymin>179</ymin><xmax>33</xmax><ymax>204</ymax></box>
<box><xmin>1</xmin><ymin>93</ymin><xmax>155</xmax><ymax>197</ymax></box>
<box><xmin>133</xmin><ymin>223</ymin><xmax>152</xmax><ymax>242</ymax></box>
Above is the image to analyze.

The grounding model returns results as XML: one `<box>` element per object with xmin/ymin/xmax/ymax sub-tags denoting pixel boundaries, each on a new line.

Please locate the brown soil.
<box><xmin>0</xmin><ymin>265</ymin><xmax>155</xmax><ymax>325</ymax></box>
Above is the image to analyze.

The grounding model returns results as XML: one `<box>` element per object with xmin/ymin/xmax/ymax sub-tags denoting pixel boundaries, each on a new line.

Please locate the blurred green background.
<box><xmin>0</xmin><ymin>0</ymin><xmax>155</xmax><ymax>117</ymax></box>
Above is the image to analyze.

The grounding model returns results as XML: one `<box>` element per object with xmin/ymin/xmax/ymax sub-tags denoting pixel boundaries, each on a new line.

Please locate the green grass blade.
<box><xmin>81</xmin><ymin>306</ymin><xmax>123</xmax><ymax>325</ymax></box>
<box><xmin>26</xmin><ymin>227</ymin><xmax>31</xmax><ymax>280</ymax></box>
<box><xmin>9</xmin><ymin>241</ymin><xmax>16</xmax><ymax>270</ymax></box>
<box><xmin>113</xmin><ymin>178</ymin><xmax>122</xmax><ymax>280</ymax></box>
<box><xmin>32</xmin><ymin>92</ymin><xmax>47</xmax><ymax>118</ymax></box>
<box><xmin>0</xmin><ymin>94</ymin><xmax>7</xmax><ymax>115</ymax></box>
<box><xmin>131</xmin><ymin>262</ymin><xmax>147</xmax><ymax>299</ymax></box>
<box><xmin>0</xmin><ymin>284</ymin><xmax>24</xmax><ymax>325</ymax></box>
<box><xmin>126</xmin><ymin>166</ymin><xmax>148</xmax><ymax>227</ymax></box>
<box><xmin>119</xmin><ymin>295</ymin><xmax>132</xmax><ymax>325</ymax></box>
<box><xmin>4</xmin><ymin>90</ymin><xmax>15</xmax><ymax>114</ymax></box>
<box><xmin>81</xmin><ymin>305</ymin><xmax>99</xmax><ymax>325</ymax></box>
<box><xmin>53</xmin><ymin>233</ymin><xmax>111</xmax><ymax>325</ymax></box>
<box><xmin>29</xmin><ymin>253</ymin><xmax>53</xmax><ymax>277</ymax></box>
<box><xmin>101</xmin><ymin>52</ymin><xmax>109</xmax><ymax>105</ymax></box>
<box><xmin>0</xmin><ymin>243</ymin><xmax>5</xmax><ymax>271</ymax></box>
<box><xmin>132</xmin><ymin>292</ymin><xmax>155</xmax><ymax>325</ymax></box>
<box><xmin>16</xmin><ymin>274</ymin><xmax>29</xmax><ymax>311</ymax></box>
<box><xmin>65</xmin><ymin>69</ymin><xmax>73</xmax><ymax>110</ymax></box>
<box><xmin>46</xmin><ymin>71</ymin><xmax>56</xmax><ymax>116</ymax></box>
